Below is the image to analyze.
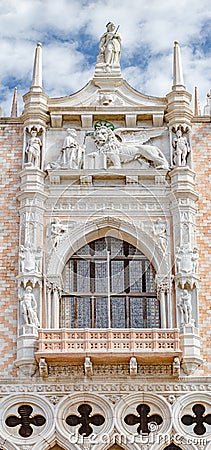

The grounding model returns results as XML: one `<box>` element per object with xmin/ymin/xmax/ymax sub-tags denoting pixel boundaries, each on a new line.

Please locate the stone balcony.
<box><xmin>35</xmin><ymin>328</ymin><xmax>181</xmax><ymax>363</ymax></box>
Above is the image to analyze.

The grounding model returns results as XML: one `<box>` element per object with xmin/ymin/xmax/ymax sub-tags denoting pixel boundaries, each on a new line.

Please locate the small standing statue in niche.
<box><xmin>97</xmin><ymin>22</ymin><xmax>121</xmax><ymax>69</ymax></box>
<box><xmin>178</xmin><ymin>289</ymin><xmax>193</xmax><ymax>325</ymax></box>
<box><xmin>172</xmin><ymin>129</ymin><xmax>190</xmax><ymax>167</ymax></box>
<box><xmin>20</xmin><ymin>286</ymin><xmax>40</xmax><ymax>327</ymax></box>
<box><xmin>26</xmin><ymin>129</ymin><xmax>42</xmax><ymax>168</ymax></box>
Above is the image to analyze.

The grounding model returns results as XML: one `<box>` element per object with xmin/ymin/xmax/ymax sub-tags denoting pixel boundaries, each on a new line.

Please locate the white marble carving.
<box><xmin>176</xmin><ymin>244</ymin><xmax>198</xmax><ymax>275</ymax></box>
<box><xmin>39</xmin><ymin>357</ymin><xmax>48</xmax><ymax>378</ymax></box>
<box><xmin>172</xmin><ymin>129</ymin><xmax>190</xmax><ymax>166</ymax></box>
<box><xmin>173</xmin><ymin>356</ymin><xmax>180</xmax><ymax>377</ymax></box>
<box><xmin>153</xmin><ymin>219</ymin><xmax>167</xmax><ymax>251</ymax></box>
<box><xmin>130</xmin><ymin>357</ymin><xmax>137</xmax><ymax>376</ymax></box>
<box><xmin>61</xmin><ymin>128</ymin><xmax>83</xmax><ymax>168</ymax></box>
<box><xmin>20</xmin><ymin>286</ymin><xmax>40</xmax><ymax>327</ymax></box>
<box><xmin>51</xmin><ymin>218</ymin><xmax>67</xmax><ymax>247</ymax></box>
<box><xmin>25</xmin><ymin>130</ymin><xmax>42</xmax><ymax>168</ymax></box>
<box><xmin>19</xmin><ymin>243</ymin><xmax>42</xmax><ymax>273</ymax></box>
<box><xmin>47</xmin><ymin>129</ymin><xmax>84</xmax><ymax>170</ymax></box>
<box><xmin>97</xmin><ymin>22</ymin><xmax>121</xmax><ymax>70</ymax></box>
<box><xmin>86</xmin><ymin>124</ymin><xmax>169</xmax><ymax>170</ymax></box>
<box><xmin>84</xmin><ymin>357</ymin><xmax>93</xmax><ymax>376</ymax></box>
<box><xmin>178</xmin><ymin>289</ymin><xmax>194</xmax><ymax>325</ymax></box>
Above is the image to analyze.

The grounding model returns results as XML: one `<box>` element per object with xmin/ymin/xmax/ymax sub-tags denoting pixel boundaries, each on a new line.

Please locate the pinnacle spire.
<box><xmin>31</xmin><ymin>42</ymin><xmax>42</xmax><ymax>92</ymax></box>
<box><xmin>194</xmin><ymin>86</ymin><xmax>201</xmax><ymax>116</ymax></box>
<box><xmin>172</xmin><ymin>41</ymin><xmax>186</xmax><ymax>91</ymax></box>
<box><xmin>10</xmin><ymin>87</ymin><xmax>18</xmax><ymax>118</ymax></box>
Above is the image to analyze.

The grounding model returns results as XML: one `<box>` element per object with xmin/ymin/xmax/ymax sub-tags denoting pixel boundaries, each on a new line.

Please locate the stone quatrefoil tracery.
<box><xmin>124</xmin><ymin>403</ymin><xmax>163</xmax><ymax>434</ymax></box>
<box><xmin>181</xmin><ymin>403</ymin><xmax>211</xmax><ymax>435</ymax></box>
<box><xmin>65</xmin><ymin>403</ymin><xmax>105</xmax><ymax>436</ymax></box>
<box><xmin>5</xmin><ymin>405</ymin><xmax>46</xmax><ymax>437</ymax></box>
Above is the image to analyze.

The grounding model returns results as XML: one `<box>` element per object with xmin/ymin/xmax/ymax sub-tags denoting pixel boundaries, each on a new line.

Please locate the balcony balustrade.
<box><xmin>35</xmin><ymin>328</ymin><xmax>181</xmax><ymax>363</ymax></box>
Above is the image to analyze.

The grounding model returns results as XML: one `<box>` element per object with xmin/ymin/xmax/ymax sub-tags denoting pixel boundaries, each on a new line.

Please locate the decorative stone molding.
<box><xmin>172</xmin><ymin>393</ymin><xmax>211</xmax><ymax>442</ymax></box>
<box><xmin>47</xmin><ymin>362</ymin><xmax>174</xmax><ymax>378</ymax></box>
<box><xmin>55</xmin><ymin>393</ymin><xmax>114</xmax><ymax>448</ymax></box>
<box><xmin>116</xmin><ymin>393</ymin><xmax>172</xmax><ymax>440</ymax></box>
<box><xmin>0</xmin><ymin>394</ymin><xmax>54</xmax><ymax>447</ymax></box>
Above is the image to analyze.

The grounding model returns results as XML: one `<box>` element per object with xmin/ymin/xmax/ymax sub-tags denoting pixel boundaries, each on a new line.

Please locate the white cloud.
<box><xmin>0</xmin><ymin>0</ymin><xmax>210</xmax><ymax>116</ymax></box>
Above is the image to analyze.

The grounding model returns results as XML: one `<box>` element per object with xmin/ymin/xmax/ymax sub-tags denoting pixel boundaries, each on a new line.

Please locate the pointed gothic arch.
<box><xmin>108</xmin><ymin>446</ymin><xmax>126</xmax><ymax>450</ymax></box>
<box><xmin>51</xmin><ymin>446</ymin><xmax>66</xmax><ymax>450</ymax></box>
<box><xmin>164</xmin><ymin>444</ymin><xmax>183</xmax><ymax>450</ymax></box>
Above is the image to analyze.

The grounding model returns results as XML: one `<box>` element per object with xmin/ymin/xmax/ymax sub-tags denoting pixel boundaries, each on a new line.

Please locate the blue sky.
<box><xmin>0</xmin><ymin>0</ymin><xmax>210</xmax><ymax>116</ymax></box>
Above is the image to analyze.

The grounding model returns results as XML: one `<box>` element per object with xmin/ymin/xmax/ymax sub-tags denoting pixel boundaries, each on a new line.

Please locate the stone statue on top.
<box><xmin>96</xmin><ymin>22</ymin><xmax>121</xmax><ymax>73</ymax></box>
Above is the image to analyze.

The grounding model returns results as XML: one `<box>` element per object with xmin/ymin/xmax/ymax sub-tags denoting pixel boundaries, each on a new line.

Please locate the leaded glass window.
<box><xmin>61</xmin><ymin>237</ymin><xmax>159</xmax><ymax>328</ymax></box>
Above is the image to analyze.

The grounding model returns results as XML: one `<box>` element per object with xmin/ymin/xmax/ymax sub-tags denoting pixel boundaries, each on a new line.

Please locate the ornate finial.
<box><xmin>172</xmin><ymin>40</ymin><xmax>186</xmax><ymax>91</ymax></box>
<box><xmin>31</xmin><ymin>42</ymin><xmax>42</xmax><ymax>92</ymax></box>
<box><xmin>194</xmin><ymin>86</ymin><xmax>201</xmax><ymax>116</ymax></box>
<box><xmin>10</xmin><ymin>87</ymin><xmax>18</xmax><ymax>118</ymax></box>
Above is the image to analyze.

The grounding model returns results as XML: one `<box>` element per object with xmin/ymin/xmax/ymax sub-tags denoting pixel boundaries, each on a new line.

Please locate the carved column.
<box><xmin>157</xmin><ymin>278</ymin><xmax>171</xmax><ymax>328</ymax></box>
<box><xmin>45</xmin><ymin>276</ymin><xmax>62</xmax><ymax>329</ymax></box>
<box><xmin>170</xmin><ymin>167</ymin><xmax>202</xmax><ymax>375</ymax></box>
<box><xmin>52</xmin><ymin>285</ymin><xmax>60</xmax><ymax>329</ymax></box>
<box><xmin>16</xmin><ymin>167</ymin><xmax>47</xmax><ymax>376</ymax></box>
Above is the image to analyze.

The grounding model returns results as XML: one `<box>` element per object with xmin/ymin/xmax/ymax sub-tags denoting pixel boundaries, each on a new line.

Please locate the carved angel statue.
<box><xmin>97</xmin><ymin>22</ymin><xmax>121</xmax><ymax>69</ymax></box>
<box><xmin>26</xmin><ymin>130</ymin><xmax>42</xmax><ymax>168</ymax></box>
<box><xmin>172</xmin><ymin>129</ymin><xmax>190</xmax><ymax>166</ymax></box>
<box><xmin>20</xmin><ymin>286</ymin><xmax>40</xmax><ymax>327</ymax></box>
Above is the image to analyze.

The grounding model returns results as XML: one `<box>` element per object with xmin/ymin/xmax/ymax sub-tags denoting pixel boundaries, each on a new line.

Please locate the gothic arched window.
<box><xmin>61</xmin><ymin>237</ymin><xmax>159</xmax><ymax>328</ymax></box>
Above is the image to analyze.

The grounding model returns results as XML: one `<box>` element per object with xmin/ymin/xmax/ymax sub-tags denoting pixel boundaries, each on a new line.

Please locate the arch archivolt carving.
<box><xmin>47</xmin><ymin>215</ymin><xmax>169</xmax><ymax>278</ymax></box>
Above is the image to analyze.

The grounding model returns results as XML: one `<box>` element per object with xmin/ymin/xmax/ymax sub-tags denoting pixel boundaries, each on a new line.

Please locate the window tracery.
<box><xmin>61</xmin><ymin>237</ymin><xmax>159</xmax><ymax>328</ymax></box>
